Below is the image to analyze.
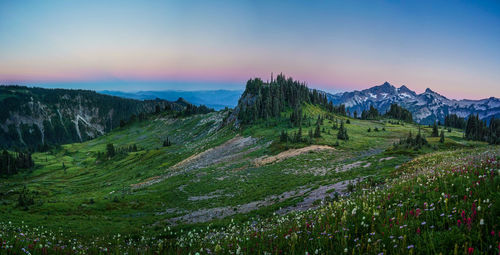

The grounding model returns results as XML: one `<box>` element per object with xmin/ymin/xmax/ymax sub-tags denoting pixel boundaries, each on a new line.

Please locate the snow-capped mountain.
<box><xmin>327</xmin><ymin>82</ymin><xmax>500</xmax><ymax>124</ymax></box>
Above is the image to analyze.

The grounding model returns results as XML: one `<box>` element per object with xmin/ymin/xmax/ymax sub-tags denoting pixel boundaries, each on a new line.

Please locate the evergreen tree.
<box><xmin>337</xmin><ymin>121</ymin><xmax>349</xmax><ymax>140</ymax></box>
<box><xmin>314</xmin><ymin>122</ymin><xmax>321</xmax><ymax>138</ymax></box>
<box><xmin>106</xmin><ymin>143</ymin><xmax>115</xmax><ymax>158</ymax></box>
<box><xmin>439</xmin><ymin>129</ymin><xmax>445</xmax><ymax>143</ymax></box>
<box><xmin>163</xmin><ymin>137</ymin><xmax>171</xmax><ymax>147</ymax></box>
<box><xmin>431</xmin><ymin>121</ymin><xmax>439</xmax><ymax>137</ymax></box>
<box><xmin>280</xmin><ymin>130</ymin><xmax>289</xmax><ymax>142</ymax></box>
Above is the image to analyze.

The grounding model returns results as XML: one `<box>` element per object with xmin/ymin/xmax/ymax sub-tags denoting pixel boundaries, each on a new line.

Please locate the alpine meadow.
<box><xmin>1</xmin><ymin>1</ymin><xmax>499</xmax><ymax>254</ymax></box>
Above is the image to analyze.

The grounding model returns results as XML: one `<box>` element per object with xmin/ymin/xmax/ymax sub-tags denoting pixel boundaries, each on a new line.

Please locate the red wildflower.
<box><xmin>468</xmin><ymin>247</ymin><xmax>474</xmax><ymax>254</ymax></box>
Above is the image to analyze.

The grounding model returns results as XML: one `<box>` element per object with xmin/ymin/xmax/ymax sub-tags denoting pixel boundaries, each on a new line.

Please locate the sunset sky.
<box><xmin>0</xmin><ymin>0</ymin><xmax>499</xmax><ymax>99</ymax></box>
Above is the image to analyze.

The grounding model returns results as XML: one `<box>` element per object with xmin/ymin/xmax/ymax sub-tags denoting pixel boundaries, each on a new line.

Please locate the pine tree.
<box><xmin>439</xmin><ymin>129</ymin><xmax>445</xmax><ymax>143</ymax></box>
<box><xmin>337</xmin><ymin>121</ymin><xmax>349</xmax><ymax>140</ymax></box>
<box><xmin>314</xmin><ymin>122</ymin><xmax>321</xmax><ymax>138</ymax></box>
<box><xmin>432</xmin><ymin>121</ymin><xmax>439</xmax><ymax>137</ymax></box>
<box><xmin>106</xmin><ymin>143</ymin><xmax>115</xmax><ymax>157</ymax></box>
<box><xmin>280</xmin><ymin>130</ymin><xmax>289</xmax><ymax>142</ymax></box>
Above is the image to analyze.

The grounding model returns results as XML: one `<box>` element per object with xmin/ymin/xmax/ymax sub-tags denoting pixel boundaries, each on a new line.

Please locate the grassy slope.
<box><xmin>0</xmin><ymin>105</ymin><xmax>493</xmax><ymax>254</ymax></box>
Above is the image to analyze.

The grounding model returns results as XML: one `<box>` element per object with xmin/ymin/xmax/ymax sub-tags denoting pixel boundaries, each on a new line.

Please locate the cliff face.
<box><xmin>0</xmin><ymin>86</ymin><xmax>180</xmax><ymax>149</ymax></box>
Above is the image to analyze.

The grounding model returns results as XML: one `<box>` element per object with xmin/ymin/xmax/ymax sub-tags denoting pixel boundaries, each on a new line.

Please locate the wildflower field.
<box><xmin>1</xmin><ymin>147</ymin><xmax>498</xmax><ymax>254</ymax></box>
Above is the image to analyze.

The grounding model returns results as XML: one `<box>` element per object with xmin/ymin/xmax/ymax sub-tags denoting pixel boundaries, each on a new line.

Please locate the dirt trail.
<box><xmin>379</xmin><ymin>156</ymin><xmax>395</xmax><ymax>162</ymax></box>
<box><xmin>254</xmin><ymin>145</ymin><xmax>335</xmax><ymax>166</ymax></box>
<box><xmin>164</xmin><ymin>177</ymin><xmax>363</xmax><ymax>225</ymax></box>
<box><xmin>165</xmin><ymin>188</ymin><xmax>310</xmax><ymax>225</ymax></box>
<box><xmin>131</xmin><ymin>135</ymin><xmax>258</xmax><ymax>189</ymax></box>
<box><xmin>276</xmin><ymin>178</ymin><xmax>363</xmax><ymax>215</ymax></box>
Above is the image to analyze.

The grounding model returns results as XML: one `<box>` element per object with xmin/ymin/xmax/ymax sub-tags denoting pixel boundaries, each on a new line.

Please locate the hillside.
<box><xmin>327</xmin><ymin>82</ymin><xmax>500</xmax><ymax>124</ymax></box>
<box><xmin>0</xmin><ymin>76</ymin><xmax>496</xmax><ymax>254</ymax></box>
<box><xmin>0</xmin><ymin>86</ymin><xmax>183</xmax><ymax>150</ymax></box>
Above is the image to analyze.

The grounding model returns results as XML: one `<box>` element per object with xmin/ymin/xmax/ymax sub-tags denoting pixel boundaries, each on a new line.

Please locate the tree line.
<box><xmin>359</xmin><ymin>104</ymin><xmax>413</xmax><ymax>123</ymax></box>
<box><xmin>0</xmin><ymin>150</ymin><xmax>34</xmax><ymax>176</ymax></box>
<box><xmin>384</xmin><ymin>104</ymin><xmax>413</xmax><ymax>122</ymax></box>
<box><xmin>464</xmin><ymin>115</ymin><xmax>499</xmax><ymax>144</ymax></box>
<box><xmin>444</xmin><ymin>114</ymin><xmax>466</xmax><ymax>129</ymax></box>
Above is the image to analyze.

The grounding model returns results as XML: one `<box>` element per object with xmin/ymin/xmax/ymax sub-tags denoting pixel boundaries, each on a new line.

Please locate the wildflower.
<box><xmin>421</xmin><ymin>221</ymin><xmax>426</xmax><ymax>225</ymax></box>
<box><xmin>407</xmin><ymin>245</ymin><xmax>414</xmax><ymax>249</ymax></box>
<box><xmin>215</xmin><ymin>244</ymin><xmax>222</xmax><ymax>253</ymax></box>
<box><xmin>344</xmin><ymin>248</ymin><xmax>348</xmax><ymax>253</ymax></box>
<box><xmin>468</xmin><ymin>247</ymin><xmax>474</xmax><ymax>254</ymax></box>
<box><xmin>480</xmin><ymin>219</ymin><xmax>484</xmax><ymax>225</ymax></box>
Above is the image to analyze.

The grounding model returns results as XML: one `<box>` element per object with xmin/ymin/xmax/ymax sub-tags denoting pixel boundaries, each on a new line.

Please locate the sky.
<box><xmin>0</xmin><ymin>0</ymin><xmax>499</xmax><ymax>99</ymax></box>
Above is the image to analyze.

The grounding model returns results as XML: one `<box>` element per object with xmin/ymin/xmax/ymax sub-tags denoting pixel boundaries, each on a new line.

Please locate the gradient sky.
<box><xmin>1</xmin><ymin>0</ymin><xmax>499</xmax><ymax>99</ymax></box>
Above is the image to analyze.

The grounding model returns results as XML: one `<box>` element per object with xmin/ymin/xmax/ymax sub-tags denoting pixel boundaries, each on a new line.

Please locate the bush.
<box><xmin>17</xmin><ymin>186</ymin><xmax>34</xmax><ymax>210</ymax></box>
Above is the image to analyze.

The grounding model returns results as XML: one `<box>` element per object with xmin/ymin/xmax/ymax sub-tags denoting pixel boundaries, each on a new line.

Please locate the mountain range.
<box><xmin>327</xmin><ymin>82</ymin><xmax>500</xmax><ymax>124</ymax></box>
<box><xmin>100</xmin><ymin>90</ymin><xmax>243</xmax><ymax>110</ymax></box>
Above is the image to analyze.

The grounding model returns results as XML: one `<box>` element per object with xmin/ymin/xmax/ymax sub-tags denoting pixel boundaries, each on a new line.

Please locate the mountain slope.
<box><xmin>327</xmin><ymin>82</ymin><xmax>500</xmax><ymax>124</ymax></box>
<box><xmin>100</xmin><ymin>89</ymin><xmax>243</xmax><ymax>110</ymax></box>
<box><xmin>0</xmin><ymin>85</ymin><xmax>182</xmax><ymax>149</ymax></box>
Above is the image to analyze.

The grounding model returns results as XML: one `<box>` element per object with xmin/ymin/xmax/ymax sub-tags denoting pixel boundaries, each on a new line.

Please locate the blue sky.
<box><xmin>0</xmin><ymin>0</ymin><xmax>499</xmax><ymax>98</ymax></box>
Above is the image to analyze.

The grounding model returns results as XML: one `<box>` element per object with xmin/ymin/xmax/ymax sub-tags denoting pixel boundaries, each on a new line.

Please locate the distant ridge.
<box><xmin>100</xmin><ymin>90</ymin><xmax>243</xmax><ymax>110</ymax></box>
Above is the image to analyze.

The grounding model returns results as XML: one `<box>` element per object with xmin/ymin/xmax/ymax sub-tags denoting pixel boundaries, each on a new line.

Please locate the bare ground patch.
<box><xmin>164</xmin><ymin>177</ymin><xmax>363</xmax><ymax>225</ymax></box>
<box><xmin>254</xmin><ymin>145</ymin><xmax>335</xmax><ymax>167</ymax></box>
<box><xmin>276</xmin><ymin>178</ymin><xmax>363</xmax><ymax>215</ymax></box>
<box><xmin>379</xmin><ymin>156</ymin><xmax>395</xmax><ymax>162</ymax></box>
<box><xmin>335</xmin><ymin>161</ymin><xmax>365</xmax><ymax>172</ymax></box>
<box><xmin>131</xmin><ymin>135</ymin><xmax>259</xmax><ymax>189</ymax></box>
